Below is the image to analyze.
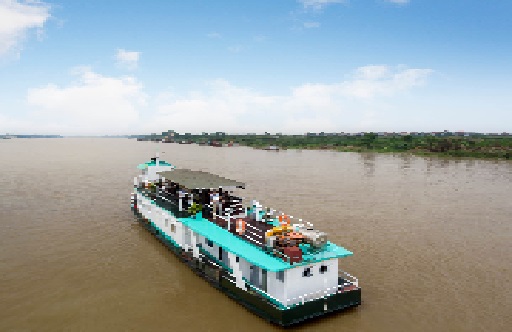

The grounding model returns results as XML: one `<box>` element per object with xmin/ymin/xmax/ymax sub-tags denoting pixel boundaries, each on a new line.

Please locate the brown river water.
<box><xmin>0</xmin><ymin>138</ymin><xmax>511</xmax><ymax>332</ymax></box>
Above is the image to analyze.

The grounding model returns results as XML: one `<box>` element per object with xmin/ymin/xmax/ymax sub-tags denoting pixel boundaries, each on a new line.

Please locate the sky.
<box><xmin>0</xmin><ymin>0</ymin><xmax>511</xmax><ymax>136</ymax></box>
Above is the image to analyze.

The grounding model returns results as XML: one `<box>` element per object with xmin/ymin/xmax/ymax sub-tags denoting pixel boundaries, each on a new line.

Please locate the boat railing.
<box><xmin>286</xmin><ymin>287</ymin><xmax>337</xmax><ymax>307</ymax></box>
<box><xmin>221</xmin><ymin>274</ymin><xmax>288</xmax><ymax>309</ymax></box>
<box><xmin>338</xmin><ymin>268</ymin><xmax>359</xmax><ymax>289</ymax></box>
<box><xmin>224</xmin><ymin>274</ymin><xmax>350</xmax><ymax>310</ymax></box>
<box><xmin>222</xmin><ymin>271</ymin><xmax>237</xmax><ymax>284</ymax></box>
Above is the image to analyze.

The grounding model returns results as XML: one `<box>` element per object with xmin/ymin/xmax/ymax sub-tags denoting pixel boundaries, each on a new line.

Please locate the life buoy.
<box><xmin>236</xmin><ymin>218</ymin><xmax>246</xmax><ymax>235</ymax></box>
<box><xmin>279</xmin><ymin>214</ymin><xmax>291</xmax><ymax>226</ymax></box>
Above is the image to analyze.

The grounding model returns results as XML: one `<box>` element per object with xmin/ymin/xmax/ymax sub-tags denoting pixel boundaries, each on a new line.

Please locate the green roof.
<box><xmin>180</xmin><ymin>216</ymin><xmax>289</xmax><ymax>271</ymax></box>
<box><xmin>178</xmin><ymin>214</ymin><xmax>353</xmax><ymax>272</ymax></box>
<box><xmin>140</xmin><ymin>184</ymin><xmax>353</xmax><ymax>272</ymax></box>
<box><xmin>137</xmin><ymin>159</ymin><xmax>175</xmax><ymax>170</ymax></box>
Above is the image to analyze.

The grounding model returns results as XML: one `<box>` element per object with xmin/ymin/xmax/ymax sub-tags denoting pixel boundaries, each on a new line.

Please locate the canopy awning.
<box><xmin>158</xmin><ymin>169</ymin><xmax>245</xmax><ymax>190</ymax></box>
<box><xmin>137</xmin><ymin>159</ymin><xmax>175</xmax><ymax>170</ymax></box>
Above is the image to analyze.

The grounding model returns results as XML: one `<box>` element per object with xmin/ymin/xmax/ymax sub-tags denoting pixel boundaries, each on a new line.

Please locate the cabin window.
<box><xmin>207</xmin><ymin>240</ymin><xmax>213</xmax><ymax>247</ymax></box>
<box><xmin>277</xmin><ymin>271</ymin><xmax>284</xmax><ymax>283</ymax></box>
<box><xmin>262</xmin><ymin>269</ymin><xmax>267</xmax><ymax>292</ymax></box>
<box><xmin>249</xmin><ymin>265</ymin><xmax>259</xmax><ymax>286</ymax></box>
<box><xmin>320</xmin><ymin>265</ymin><xmax>328</xmax><ymax>274</ymax></box>
<box><xmin>219</xmin><ymin>247</ymin><xmax>223</xmax><ymax>261</ymax></box>
<box><xmin>236</xmin><ymin>256</ymin><xmax>239</xmax><ymax>263</ymax></box>
<box><xmin>303</xmin><ymin>267</ymin><xmax>312</xmax><ymax>277</ymax></box>
<box><xmin>170</xmin><ymin>223</ymin><xmax>176</xmax><ymax>233</ymax></box>
<box><xmin>165</xmin><ymin>218</ymin><xmax>168</xmax><ymax>227</ymax></box>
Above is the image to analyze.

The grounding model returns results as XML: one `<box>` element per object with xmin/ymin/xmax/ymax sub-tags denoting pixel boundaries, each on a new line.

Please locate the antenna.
<box><xmin>156</xmin><ymin>143</ymin><xmax>160</xmax><ymax>166</ymax></box>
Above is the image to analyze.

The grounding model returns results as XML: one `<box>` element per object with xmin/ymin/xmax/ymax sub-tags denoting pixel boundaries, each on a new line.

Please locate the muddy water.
<box><xmin>0</xmin><ymin>138</ymin><xmax>510</xmax><ymax>332</ymax></box>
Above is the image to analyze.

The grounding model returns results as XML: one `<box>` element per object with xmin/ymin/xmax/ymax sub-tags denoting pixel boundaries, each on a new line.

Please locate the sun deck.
<box><xmin>139</xmin><ymin>188</ymin><xmax>353</xmax><ymax>271</ymax></box>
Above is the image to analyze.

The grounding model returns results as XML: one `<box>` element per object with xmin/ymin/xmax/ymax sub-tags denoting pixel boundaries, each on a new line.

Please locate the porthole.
<box><xmin>277</xmin><ymin>271</ymin><xmax>284</xmax><ymax>282</ymax></box>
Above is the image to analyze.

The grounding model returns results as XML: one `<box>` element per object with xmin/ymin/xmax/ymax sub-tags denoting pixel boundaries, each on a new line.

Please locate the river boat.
<box><xmin>131</xmin><ymin>154</ymin><xmax>361</xmax><ymax>326</ymax></box>
<box><xmin>264</xmin><ymin>145</ymin><xmax>280</xmax><ymax>151</ymax></box>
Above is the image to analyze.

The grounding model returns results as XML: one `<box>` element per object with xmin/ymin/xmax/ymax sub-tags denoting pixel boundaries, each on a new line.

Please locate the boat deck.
<box><xmin>136</xmin><ymin>188</ymin><xmax>354</xmax><ymax>271</ymax></box>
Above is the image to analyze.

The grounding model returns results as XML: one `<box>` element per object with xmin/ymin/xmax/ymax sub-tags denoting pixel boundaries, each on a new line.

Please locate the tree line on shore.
<box><xmin>136</xmin><ymin>132</ymin><xmax>512</xmax><ymax>160</ymax></box>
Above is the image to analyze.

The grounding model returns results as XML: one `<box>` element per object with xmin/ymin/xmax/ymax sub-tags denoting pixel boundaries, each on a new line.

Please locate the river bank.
<box><xmin>137</xmin><ymin>133</ymin><xmax>512</xmax><ymax>160</ymax></box>
<box><xmin>243</xmin><ymin>134</ymin><xmax>512</xmax><ymax>159</ymax></box>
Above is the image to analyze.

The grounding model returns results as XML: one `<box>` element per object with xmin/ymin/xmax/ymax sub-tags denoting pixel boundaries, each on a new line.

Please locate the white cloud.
<box><xmin>304</xmin><ymin>21</ymin><xmax>320</xmax><ymax>28</ymax></box>
<box><xmin>147</xmin><ymin>79</ymin><xmax>278</xmax><ymax>134</ymax></box>
<box><xmin>227</xmin><ymin>45</ymin><xmax>242</xmax><ymax>53</ymax></box>
<box><xmin>298</xmin><ymin>0</ymin><xmax>409</xmax><ymax>12</ymax></box>
<box><xmin>147</xmin><ymin>65</ymin><xmax>432</xmax><ymax>134</ymax></box>
<box><xmin>298</xmin><ymin>0</ymin><xmax>345</xmax><ymax>10</ymax></box>
<box><xmin>26</xmin><ymin>67</ymin><xmax>146</xmax><ymax>135</ymax></box>
<box><xmin>253</xmin><ymin>35</ymin><xmax>266</xmax><ymax>42</ymax></box>
<box><xmin>0</xmin><ymin>112</ymin><xmax>35</xmax><ymax>133</ymax></box>
<box><xmin>386</xmin><ymin>0</ymin><xmax>409</xmax><ymax>4</ymax></box>
<box><xmin>207</xmin><ymin>32</ymin><xmax>221</xmax><ymax>39</ymax></box>
<box><xmin>340</xmin><ymin>65</ymin><xmax>433</xmax><ymax>98</ymax></box>
<box><xmin>10</xmin><ymin>64</ymin><xmax>431</xmax><ymax>135</ymax></box>
<box><xmin>0</xmin><ymin>0</ymin><xmax>51</xmax><ymax>56</ymax></box>
<box><xmin>115</xmin><ymin>49</ymin><xmax>140</xmax><ymax>70</ymax></box>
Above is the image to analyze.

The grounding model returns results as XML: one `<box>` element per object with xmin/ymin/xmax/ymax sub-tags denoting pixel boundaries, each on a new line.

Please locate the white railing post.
<box><xmin>339</xmin><ymin>269</ymin><xmax>359</xmax><ymax>288</ymax></box>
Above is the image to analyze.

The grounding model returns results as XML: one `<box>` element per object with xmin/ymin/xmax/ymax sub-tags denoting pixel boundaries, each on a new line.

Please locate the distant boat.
<box><xmin>265</xmin><ymin>145</ymin><xmax>280</xmax><ymax>151</ymax></box>
<box><xmin>2</xmin><ymin>134</ymin><xmax>14</xmax><ymax>139</ymax></box>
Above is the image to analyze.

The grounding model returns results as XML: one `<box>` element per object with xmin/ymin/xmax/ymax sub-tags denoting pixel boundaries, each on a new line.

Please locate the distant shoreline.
<box><xmin>135</xmin><ymin>133</ymin><xmax>512</xmax><ymax>160</ymax></box>
<box><xmin>252</xmin><ymin>145</ymin><xmax>512</xmax><ymax>161</ymax></box>
<box><xmin>3</xmin><ymin>135</ymin><xmax>510</xmax><ymax>160</ymax></box>
<box><xmin>1</xmin><ymin>135</ymin><xmax>63</xmax><ymax>139</ymax></box>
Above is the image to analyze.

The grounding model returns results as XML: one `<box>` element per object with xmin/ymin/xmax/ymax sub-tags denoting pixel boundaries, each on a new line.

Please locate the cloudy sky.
<box><xmin>0</xmin><ymin>0</ymin><xmax>511</xmax><ymax>135</ymax></box>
